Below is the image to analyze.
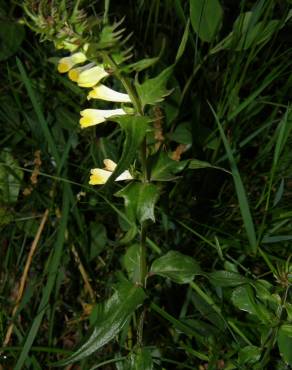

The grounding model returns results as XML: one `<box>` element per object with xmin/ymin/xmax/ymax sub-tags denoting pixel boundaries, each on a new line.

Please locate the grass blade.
<box><xmin>14</xmin><ymin>186</ymin><xmax>70</xmax><ymax>370</ymax></box>
<box><xmin>209</xmin><ymin>103</ymin><xmax>257</xmax><ymax>254</ymax></box>
<box><xmin>16</xmin><ymin>58</ymin><xmax>60</xmax><ymax>164</ymax></box>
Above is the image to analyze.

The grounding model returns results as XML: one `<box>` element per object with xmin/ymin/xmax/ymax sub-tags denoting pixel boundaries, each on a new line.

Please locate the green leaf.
<box><xmin>56</xmin><ymin>281</ymin><xmax>146</xmax><ymax>366</ymax></box>
<box><xmin>90</xmin><ymin>222</ymin><xmax>107</xmax><ymax>260</ymax></box>
<box><xmin>238</xmin><ymin>346</ymin><xmax>261</xmax><ymax>365</ymax></box>
<box><xmin>123</xmin><ymin>244</ymin><xmax>140</xmax><ymax>282</ymax></box>
<box><xmin>116</xmin><ymin>182</ymin><xmax>159</xmax><ymax>224</ymax></box>
<box><xmin>277</xmin><ymin>324</ymin><xmax>292</xmax><ymax>365</ymax></box>
<box><xmin>223</xmin><ymin>12</ymin><xmax>282</xmax><ymax>51</ymax></box>
<box><xmin>208</xmin><ymin>271</ymin><xmax>248</xmax><ymax>287</ymax></box>
<box><xmin>0</xmin><ymin>149</ymin><xmax>23</xmax><ymax>204</ymax></box>
<box><xmin>188</xmin><ymin>159</ymin><xmax>230</xmax><ymax>174</ymax></box>
<box><xmin>252</xmin><ymin>280</ymin><xmax>275</xmax><ymax>303</ymax></box>
<box><xmin>209</xmin><ymin>103</ymin><xmax>257</xmax><ymax>254</ymax></box>
<box><xmin>0</xmin><ymin>21</ymin><xmax>25</xmax><ymax>61</ymax></box>
<box><xmin>190</xmin><ymin>0</ymin><xmax>223</xmax><ymax>42</ymax></box>
<box><xmin>130</xmin><ymin>348</ymin><xmax>153</xmax><ymax>370</ymax></box>
<box><xmin>188</xmin><ymin>159</ymin><xmax>212</xmax><ymax>169</ymax></box>
<box><xmin>124</xmin><ymin>57</ymin><xmax>160</xmax><ymax>73</ymax></box>
<box><xmin>231</xmin><ymin>285</ymin><xmax>272</xmax><ymax>323</ymax></box>
<box><xmin>150</xmin><ymin>251</ymin><xmax>201</xmax><ymax>284</ymax></box>
<box><xmin>285</xmin><ymin>303</ymin><xmax>292</xmax><ymax>322</ymax></box>
<box><xmin>150</xmin><ymin>152</ymin><xmax>187</xmax><ymax>181</ymax></box>
<box><xmin>135</xmin><ymin>65</ymin><xmax>174</xmax><ymax>109</ymax></box>
<box><xmin>169</xmin><ymin>122</ymin><xmax>192</xmax><ymax>144</ymax></box>
<box><xmin>105</xmin><ymin>115</ymin><xmax>149</xmax><ymax>187</ymax></box>
<box><xmin>175</xmin><ymin>19</ymin><xmax>190</xmax><ymax>62</ymax></box>
<box><xmin>231</xmin><ymin>285</ymin><xmax>258</xmax><ymax>315</ymax></box>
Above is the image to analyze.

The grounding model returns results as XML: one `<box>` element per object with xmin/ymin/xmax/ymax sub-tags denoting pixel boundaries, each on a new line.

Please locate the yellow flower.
<box><xmin>77</xmin><ymin>65</ymin><xmax>109</xmax><ymax>88</ymax></box>
<box><xmin>57</xmin><ymin>52</ymin><xmax>87</xmax><ymax>73</ymax></box>
<box><xmin>68</xmin><ymin>63</ymin><xmax>95</xmax><ymax>82</ymax></box>
<box><xmin>89</xmin><ymin>159</ymin><xmax>133</xmax><ymax>185</ymax></box>
<box><xmin>80</xmin><ymin>108</ymin><xmax>126</xmax><ymax>128</ymax></box>
<box><xmin>87</xmin><ymin>84</ymin><xmax>131</xmax><ymax>102</ymax></box>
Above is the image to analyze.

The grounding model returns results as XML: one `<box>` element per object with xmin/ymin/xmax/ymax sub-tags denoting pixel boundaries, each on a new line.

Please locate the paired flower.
<box><xmin>89</xmin><ymin>159</ymin><xmax>133</xmax><ymax>185</ymax></box>
<box><xmin>80</xmin><ymin>108</ymin><xmax>127</xmax><ymax>128</ymax></box>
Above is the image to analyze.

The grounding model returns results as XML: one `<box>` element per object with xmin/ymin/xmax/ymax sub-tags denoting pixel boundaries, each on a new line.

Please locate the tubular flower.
<box><xmin>89</xmin><ymin>159</ymin><xmax>133</xmax><ymax>185</ymax></box>
<box><xmin>77</xmin><ymin>65</ymin><xmax>109</xmax><ymax>88</ymax></box>
<box><xmin>68</xmin><ymin>63</ymin><xmax>95</xmax><ymax>82</ymax></box>
<box><xmin>87</xmin><ymin>84</ymin><xmax>131</xmax><ymax>102</ymax></box>
<box><xmin>80</xmin><ymin>108</ymin><xmax>126</xmax><ymax>128</ymax></box>
<box><xmin>57</xmin><ymin>52</ymin><xmax>87</xmax><ymax>73</ymax></box>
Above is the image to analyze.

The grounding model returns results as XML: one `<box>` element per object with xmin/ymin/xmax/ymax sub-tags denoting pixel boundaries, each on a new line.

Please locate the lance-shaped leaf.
<box><xmin>190</xmin><ymin>0</ymin><xmax>223</xmax><ymax>42</ymax></box>
<box><xmin>135</xmin><ymin>65</ymin><xmax>174</xmax><ymax>109</ymax></box>
<box><xmin>55</xmin><ymin>281</ymin><xmax>146</xmax><ymax>366</ymax></box>
<box><xmin>150</xmin><ymin>251</ymin><xmax>201</xmax><ymax>284</ymax></box>
<box><xmin>104</xmin><ymin>115</ymin><xmax>150</xmax><ymax>188</ymax></box>
<box><xmin>116</xmin><ymin>182</ymin><xmax>159</xmax><ymax>224</ymax></box>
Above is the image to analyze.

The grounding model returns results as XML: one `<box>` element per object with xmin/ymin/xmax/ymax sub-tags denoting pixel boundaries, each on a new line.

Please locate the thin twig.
<box><xmin>3</xmin><ymin>209</ymin><xmax>49</xmax><ymax>347</ymax></box>
<box><xmin>71</xmin><ymin>244</ymin><xmax>96</xmax><ymax>302</ymax></box>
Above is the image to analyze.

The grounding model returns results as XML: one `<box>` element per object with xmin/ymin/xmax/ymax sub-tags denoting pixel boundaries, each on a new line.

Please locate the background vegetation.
<box><xmin>1</xmin><ymin>0</ymin><xmax>292</xmax><ymax>369</ymax></box>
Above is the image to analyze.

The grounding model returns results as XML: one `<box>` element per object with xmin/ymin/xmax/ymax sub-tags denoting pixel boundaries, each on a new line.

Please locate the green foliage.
<box><xmin>135</xmin><ymin>65</ymin><xmax>174</xmax><ymax>109</ymax></box>
<box><xmin>238</xmin><ymin>345</ymin><xmax>261</xmax><ymax>365</ymax></box>
<box><xmin>222</xmin><ymin>12</ymin><xmax>285</xmax><ymax>50</ymax></box>
<box><xmin>116</xmin><ymin>182</ymin><xmax>159</xmax><ymax>224</ymax></box>
<box><xmin>190</xmin><ymin>0</ymin><xmax>223</xmax><ymax>42</ymax></box>
<box><xmin>150</xmin><ymin>251</ymin><xmax>201</xmax><ymax>284</ymax></box>
<box><xmin>0</xmin><ymin>21</ymin><xmax>25</xmax><ymax>61</ymax></box>
<box><xmin>207</xmin><ymin>270</ymin><xmax>248</xmax><ymax>287</ymax></box>
<box><xmin>0</xmin><ymin>150</ymin><xmax>23</xmax><ymax>204</ymax></box>
<box><xmin>56</xmin><ymin>281</ymin><xmax>146</xmax><ymax>365</ymax></box>
<box><xmin>123</xmin><ymin>244</ymin><xmax>140</xmax><ymax>282</ymax></box>
<box><xmin>129</xmin><ymin>348</ymin><xmax>153</xmax><ymax>369</ymax></box>
<box><xmin>277</xmin><ymin>325</ymin><xmax>292</xmax><ymax>365</ymax></box>
<box><xmin>150</xmin><ymin>152</ymin><xmax>187</xmax><ymax>181</ymax></box>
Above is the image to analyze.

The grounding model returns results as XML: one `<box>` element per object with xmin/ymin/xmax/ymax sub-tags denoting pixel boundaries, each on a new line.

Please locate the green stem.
<box><xmin>140</xmin><ymin>138</ymin><xmax>148</xmax><ymax>182</ymax></box>
<box><xmin>140</xmin><ymin>222</ymin><xmax>147</xmax><ymax>287</ymax></box>
<box><xmin>101</xmin><ymin>52</ymin><xmax>148</xmax><ymax>287</ymax></box>
<box><xmin>101</xmin><ymin>52</ymin><xmax>149</xmax><ymax>347</ymax></box>
<box><xmin>103</xmin><ymin>0</ymin><xmax>110</xmax><ymax>24</ymax></box>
